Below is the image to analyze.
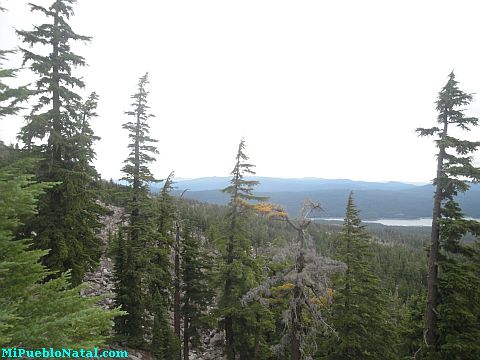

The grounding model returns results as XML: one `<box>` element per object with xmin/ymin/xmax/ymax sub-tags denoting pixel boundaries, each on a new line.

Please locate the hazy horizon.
<box><xmin>161</xmin><ymin>175</ymin><xmax>429</xmax><ymax>186</ymax></box>
<box><xmin>2</xmin><ymin>0</ymin><xmax>480</xmax><ymax>183</ymax></box>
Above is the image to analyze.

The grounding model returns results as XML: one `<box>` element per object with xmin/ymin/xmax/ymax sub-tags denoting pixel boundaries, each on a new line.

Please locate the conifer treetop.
<box><xmin>16</xmin><ymin>0</ymin><xmax>91</xmax><ymax>147</ymax></box>
<box><xmin>121</xmin><ymin>72</ymin><xmax>159</xmax><ymax>187</ymax></box>
<box><xmin>416</xmin><ymin>72</ymin><xmax>480</xmax><ymax>192</ymax></box>
<box><xmin>223</xmin><ymin>138</ymin><xmax>267</xmax><ymax>205</ymax></box>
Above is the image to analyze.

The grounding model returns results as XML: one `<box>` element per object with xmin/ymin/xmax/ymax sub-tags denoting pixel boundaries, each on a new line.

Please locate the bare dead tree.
<box><xmin>242</xmin><ymin>200</ymin><xmax>346</xmax><ymax>360</ymax></box>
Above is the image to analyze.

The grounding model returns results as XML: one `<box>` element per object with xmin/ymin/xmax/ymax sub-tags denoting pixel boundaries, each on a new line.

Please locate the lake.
<box><xmin>312</xmin><ymin>217</ymin><xmax>479</xmax><ymax>227</ymax></box>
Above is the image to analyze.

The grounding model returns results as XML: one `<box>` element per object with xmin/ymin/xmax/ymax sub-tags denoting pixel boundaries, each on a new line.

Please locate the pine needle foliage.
<box><xmin>220</xmin><ymin>138</ymin><xmax>267</xmax><ymax>360</ymax></box>
<box><xmin>181</xmin><ymin>222</ymin><xmax>214</xmax><ymax>360</ymax></box>
<box><xmin>0</xmin><ymin>5</ymin><xmax>32</xmax><ymax>117</ymax></box>
<box><xmin>416</xmin><ymin>72</ymin><xmax>480</xmax><ymax>359</ymax></box>
<box><xmin>150</xmin><ymin>173</ymin><xmax>177</xmax><ymax>357</ymax></box>
<box><xmin>121</xmin><ymin>72</ymin><xmax>159</xmax><ymax>191</ymax></box>
<box><xmin>114</xmin><ymin>72</ymin><xmax>161</xmax><ymax>347</ymax></box>
<box><xmin>16</xmin><ymin>0</ymin><xmax>103</xmax><ymax>286</ymax></box>
<box><xmin>324</xmin><ymin>193</ymin><xmax>396</xmax><ymax>360</ymax></box>
<box><xmin>0</xmin><ymin>159</ymin><xmax>121</xmax><ymax>348</ymax></box>
<box><xmin>151</xmin><ymin>295</ymin><xmax>180</xmax><ymax>360</ymax></box>
<box><xmin>0</xmin><ymin>50</ymin><xmax>31</xmax><ymax>118</ymax></box>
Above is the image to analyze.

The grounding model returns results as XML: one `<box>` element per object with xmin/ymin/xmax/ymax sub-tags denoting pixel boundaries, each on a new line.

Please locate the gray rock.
<box><xmin>210</xmin><ymin>332</ymin><xmax>224</xmax><ymax>346</ymax></box>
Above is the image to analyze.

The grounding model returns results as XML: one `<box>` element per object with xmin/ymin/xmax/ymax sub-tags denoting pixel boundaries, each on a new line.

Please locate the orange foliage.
<box><xmin>251</xmin><ymin>202</ymin><xmax>288</xmax><ymax>219</ymax></box>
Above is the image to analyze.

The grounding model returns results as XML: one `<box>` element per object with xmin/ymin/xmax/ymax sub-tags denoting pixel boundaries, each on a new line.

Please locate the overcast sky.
<box><xmin>2</xmin><ymin>0</ymin><xmax>480</xmax><ymax>183</ymax></box>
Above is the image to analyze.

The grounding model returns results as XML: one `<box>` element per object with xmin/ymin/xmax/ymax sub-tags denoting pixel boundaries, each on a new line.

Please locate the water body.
<box><xmin>313</xmin><ymin>217</ymin><xmax>479</xmax><ymax>227</ymax></box>
<box><xmin>364</xmin><ymin>218</ymin><xmax>433</xmax><ymax>227</ymax></box>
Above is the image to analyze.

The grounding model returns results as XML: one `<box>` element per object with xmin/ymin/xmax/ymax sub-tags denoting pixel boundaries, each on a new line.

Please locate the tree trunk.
<box><xmin>253</xmin><ymin>313</ymin><xmax>261</xmax><ymax>360</ymax></box>
<box><xmin>425</xmin><ymin>117</ymin><xmax>448</xmax><ymax>348</ymax></box>
<box><xmin>183</xmin><ymin>317</ymin><xmax>189</xmax><ymax>360</ymax></box>
<box><xmin>239</xmin><ymin>317</ymin><xmax>249</xmax><ymax>360</ymax></box>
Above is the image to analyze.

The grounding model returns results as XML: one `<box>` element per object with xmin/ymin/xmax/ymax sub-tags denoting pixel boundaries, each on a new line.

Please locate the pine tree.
<box><xmin>113</xmin><ymin>228</ymin><xmax>129</xmax><ymax>337</ymax></box>
<box><xmin>73</xmin><ymin>92</ymin><xmax>100</xmax><ymax>178</ymax></box>
<box><xmin>16</xmin><ymin>0</ymin><xmax>91</xmax><ymax>152</ymax></box>
<box><xmin>115</xmin><ymin>72</ymin><xmax>160</xmax><ymax>347</ymax></box>
<box><xmin>325</xmin><ymin>193</ymin><xmax>396</xmax><ymax>360</ymax></box>
<box><xmin>16</xmin><ymin>0</ymin><xmax>103</xmax><ymax>285</ymax></box>
<box><xmin>181</xmin><ymin>222</ymin><xmax>214</xmax><ymax>360</ymax></box>
<box><xmin>397</xmin><ymin>294</ymin><xmax>426</xmax><ymax>359</ymax></box>
<box><xmin>0</xmin><ymin>159</ymin><xmax>121</xmax><ymax>347</ymax></box>
<box><xmin>151</xmin><ymin>294</ymin><xmax>180</xmax><ymax>360</ymax></box>
<box><xmin>150</xmin><ymin>172</ymin><xmax>177</xmax><ymax>357</ymax></box>
<box><xmin>220</xmin><ymin>138</ymin><xmax>267</xmax><ymax>360</ymax></box>
<box><xmin>416</xmin><ymin>72</ymin><xmax>480</xmax><ymax>359</ymax></box>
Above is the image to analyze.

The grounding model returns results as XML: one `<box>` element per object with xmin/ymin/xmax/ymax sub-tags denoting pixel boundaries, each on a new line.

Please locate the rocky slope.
<box><xmin>82</xmin><ymin>203</ymin><xmax>225</xmax><ymax>360</ymax></box>
<box><xmin>81</xmin><ymin>203</ymin><xmax>121</xmax><ymax>307</ymax></box>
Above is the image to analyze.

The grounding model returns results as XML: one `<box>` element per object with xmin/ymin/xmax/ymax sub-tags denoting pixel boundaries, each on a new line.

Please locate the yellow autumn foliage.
<box><xmin>272</xmin><ymin>282</ymin><xmax>295</xmax><ymax>293</ymax></box>
<box><xmin>251</xmin><ymin>202</ymin><xmax>288</xmax><ymax>219</ymax></box>
<box><xmin>309</xmin><ymin>288</ymin><xmax>334</xmax><ymax>308</ymax></box>
<box><xmin>327</xmin><ymin>287</ymin><xmax>333</xmax><ymax>298</ymax></box>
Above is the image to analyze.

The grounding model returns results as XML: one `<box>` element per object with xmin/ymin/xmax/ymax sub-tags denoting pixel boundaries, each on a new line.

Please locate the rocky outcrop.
<box><xmin>192</xmin><ymin>330</ymin><xmax>226</xmax><ymax>360</ymax></box>
<box><xmin>81</xmin><ymin>204</ymin><xmax>122</xmax><ymax>308</ymax></box>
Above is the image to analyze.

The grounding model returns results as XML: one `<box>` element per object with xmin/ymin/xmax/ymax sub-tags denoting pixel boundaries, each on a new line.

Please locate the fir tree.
<box><xmin>325</xmin><ymin>193</ymin><xmax>396</xmax><ymax>360</ymax></box>
<box><xmin>150</xmin><ymin>172</ymin><xmax>177</xmax><ymax>357</ymax></box>
<box><xmin>115</xmin><ymin>72</ymin><xmax>160</xmax><ymax>347</ymax></box>
<box><xmin>151</xmin><ymin>294</ymin><xmax>180</xmax><ymax>360</ymax></box>
<box><xmin>416</xmin><ymin>71</ymin><xmax>480</xmax><ymax>359</ymax></box>
<box><xmin>73</xmin><ymin>92</ymin><xmax>100</xmax><ymax>178</ymax></box>
<box><xmin>16</xmin><ymin>0</ymin><xmax>103</xmax><ymax>286</ymax></box>
<box><xmin>0</xmin><ymin>159</ymin><xmax>122</xmax><ymax>347</ymax></box>
<box><xmin>113</xmin><ymin>228</ymin><xmax>128</xmax><ymax>336</ymax></box>
<box><xmin>397</xmin><ymin>294</ymin><xmax>426</xmax><ymax>359</ymax></box>
<box><xmin>220</xmin><ymin>138</ymin><xmax>267</xmax><ymax>360</ymax></box>
<box><xmin>181</xmin><ymin>222</ymin><xmax>214</xmax><ymax>360</ymax></box>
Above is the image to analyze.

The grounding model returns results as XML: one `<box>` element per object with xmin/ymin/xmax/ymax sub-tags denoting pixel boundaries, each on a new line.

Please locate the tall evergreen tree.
<box><xmin>324</xmin><ymin>193</ymin><xmax>396</xmax><ymax>360</ymax></box>
<box><xmin>150</xmin><ymin>172</ymin><xmax>177</xmax><ymax>358</ymax></box>
<box><xmin>112</xmin><ymin>228</ymin><xmax>129</xmax><ymax>336</ymax></box>
<box><xmin>115</xmin><ymin>72</ymin><xmax>160</xmax><ymax>347</ymax></box>
<box><xmin>181</xmin><ymin>222</ymin><xmax>214</xmax><ymax>360</ymax></box>
<box><xmin>151</xmin><ymin>294</ymin><xmax>180</xmax><ymax>360</ymax></box>
<box><xmin>416</xmin><ymin>71</ymin><xmax>480</xmax><ymax>358</ymax></box>
<box><xmin>16</xmin><ymin>0</ymin><xmax>103</xmax><ymax>285</ymax></box>
<box><xmin>163</xmin><ymin>173</ymin><xmax>182</xmax><ymax>347</ymax></box>
<box><xmin>220</xmin><ymin>138</ymin><xmax>267</xmax><ymax>360</ymax></box>
<box><xmin>0</xmin><ymin>159</ymin><xmax>121</xmax><ymax>347</ymax></box>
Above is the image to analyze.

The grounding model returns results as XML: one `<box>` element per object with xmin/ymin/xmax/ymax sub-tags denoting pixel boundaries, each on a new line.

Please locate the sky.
<box><xmin>1</xmin><ymin>0</ymin><xmax>480</xmax><ymax>183</ymax></box>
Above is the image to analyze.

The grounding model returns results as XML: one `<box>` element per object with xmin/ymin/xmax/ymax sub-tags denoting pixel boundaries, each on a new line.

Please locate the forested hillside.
<box><xmin>166</xmin><ymin>179</ymin><xmax>480</xmax><ymax>219</ymax></box>
<box><xmin>1</xmin><ymin>1</ymin><xmax>480</xmax><ymax>360</ymax></box>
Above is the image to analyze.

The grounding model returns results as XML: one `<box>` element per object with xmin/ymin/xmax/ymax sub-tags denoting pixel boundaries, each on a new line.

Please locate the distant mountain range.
<box><xmin>148</xmin><ymin>176</ymin><xmax>480</xmax><ymax>220</ymax></box>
